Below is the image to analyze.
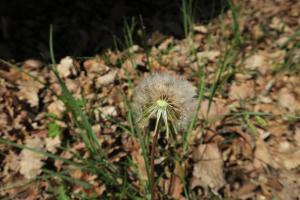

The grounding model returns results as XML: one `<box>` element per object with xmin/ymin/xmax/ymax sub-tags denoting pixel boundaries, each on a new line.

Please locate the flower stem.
<box><xmin>150</xmin><ymin>113</ymin><xmax>161</xmax><ymax>200</ymax></box>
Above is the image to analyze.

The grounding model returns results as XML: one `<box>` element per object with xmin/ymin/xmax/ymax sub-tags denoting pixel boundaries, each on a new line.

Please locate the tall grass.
<box><xmin>0</xmin><ymin>26</ymin><xmax>141</xmax><ymax>199</ymax></box>
<box><xmin>207</xmin><ymin>0</ymin><xmax>244</xmax><ymax>112</ymax></box>
<box><xmin>0</xmin><ymin>0</ymin><xmax>249</xmax><ymax>198</ymax></box>
<box><xmin>49</xmin><ymin>25</ymin><xmax>102</xmax><ymax>156</ymax></box>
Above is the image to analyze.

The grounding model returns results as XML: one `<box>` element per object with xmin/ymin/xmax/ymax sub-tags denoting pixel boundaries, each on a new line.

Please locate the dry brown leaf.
<box><xmin>277</xmin><ymin>88</ymin><xmax>297</xmax><ymax>112</ymax></box>
<box><xmin>57</xmin><ymin>56</ymin><xmax>74</xmax><ymax>78</ymax></box>
<box><xmin>254</xmin><ymin>137</ymin><xmax>278</xmax><ymax>169</ymax></box>
<box><xmin>197</xmin><ymin>51</ymin><xmax>220</xmax><ymax>61</ymax></box>
<box><xmin>251</xmin><ymin>24</ymin><xmax>264</xmax><ymax>39</ymax></box>
<box><xmin>83</xmin><ymin>58</ymin><xmax>109</xmax><ymax>76</ymax></box>
<box><xmin>170</xmin><ymin>175</ymin><xmax>184</xmax><ymax>200</ymax></box>
<box><xmin>277</xmin><ymin>170</ymin><xmax>300</xmax><ymax>200</ymax></box>
<box><xmin>244</xmin><ymin>54</ymin><xmax>266</xmax><ymax>70</ymax></box>
<box><xmin>99</xmin><ymin>106</ymin><xmax>117</xmax><ymax>119</ymax></box>
<box><xmin>120</xmin><ymin>54</ymin><xmax>144</xmax><ymax>77</ymax></box>
<box><xmin>96</xmin><ymin>69</ymin><xmax>118</xmax><ymax>86</ymax></box>
<box><xmin>230</xmin><ymin>182</ymin><xmax>258</xmax><ymax>199</ymax></box>
<box><xmin>255</xmin><ymin>136</ymin><xmax>300</xmax><ymax>170</ymax></box>
<box><xmin>3</xmin><ymin>151</ymin><xmax>20</xmax><ymax>175</ymax></box>
<box><xmin>273</xmin><ymin>141</ymin><xmax>300</xmax><ymax>170</ymax></box>
<box><xmin>23</xmin><ymin>59</ymin><xmax>43</xmax><ymax>69</ymax></box>
<box><xmin>45</xmin><ymin>136</ymin><xmax>61</xmax><ymax>153</ymax></box>
<box><xmin>131</xmin><ymin>149</ymin><xmax>147</xmax><ymax>181</ymax></box>
<box><xmin>127</xmin><ymin>45</ymin><xmax>140</xmax><ymax>54</ymax></box>
<box><xmin>276</xmin><ymin>36</ymin><xmax>289</xmax><ymax>46</ymax></box>
<box><xmin>244</xmin><ymin>51</ymin><xmax>284</xmax><ymax>75</ymax></box>
<box><xmin>269</xmin><ymin>50</ymin><xmax>286</xmax><ymax>66</ymax></box>
<box><xmin>167</xmin><ymin>161</ymin><xmax>185</xmax><ymax>199</ymax></box>
<box><xmin>275</xmin><ymin>150</ymin><xmax>300</xmax><ymax>170</ymax></box>
<box><xmin>19</xmin><ymin>137</ymin><xmax>45</xmax><ymax>179</ymax></box>
<box><xmin>191</xmin><ymin>143</ymin><xmax>225</xmax><ymax>191</ymax></box>
<box><xmin>0</xmin><ymin>112</ymin><xmax>9</xmax><ymax>130</ymax></box>
<box><xmin>199</xmin><ymin>99</ymin><xmax>228</xmax><ymax>122</ymax></box>
<box><xmin>158</xmin><ymin>37</ymin><xmax>174</xmax><ymax>50</ymax></box>
<box><xmin>269</xmin><ymin>17</ymin><xmax>284</xmax><ymax>31</ymax></box>
<box><xmin>193</xmin><ymin>25</ymin><xmax>208</xmax><ymax>34</ymax></box>
<box><xmin>294</xmin><ymin>127</ymin><xmax>300</xmax><ymax>146</ymax></box>
<box><xmin>229</xmin><ymin>81</ymin><xmax>255</xmax><ymax>100</ymax></box>
<box><xmin>47</xmin><ymin>99</ymin><xmax>66</xmax><ymax>118</ymax></box>
<box><xmin>127</xmin><ymin>138</ymin><xmax>148</xmax><ymax>184</ymax></box>
<box><xmin>18</xmin><ymin>79</ymin><xmax>43</xmax><ymax>107</ymax></box>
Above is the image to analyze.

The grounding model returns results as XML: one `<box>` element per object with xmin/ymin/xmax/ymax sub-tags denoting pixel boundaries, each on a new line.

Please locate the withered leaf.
<box><xmin>191</xmin><ymin>143</ymin><xmax>225</xmax><ymax>191</ymax></box>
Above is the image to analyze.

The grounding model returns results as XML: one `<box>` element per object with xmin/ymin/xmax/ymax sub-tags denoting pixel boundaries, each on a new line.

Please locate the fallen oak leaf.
<box><xmin>18</xmin><ymin>79</ymin><xmax>44</xmax><ymax>107</ymax></box>
<box><xmin>19</xmin><ymin>137</ymin><xmax>46</xmax><ymax>179</ymax></box>
<box><xmin>191</xmin><ymin>143</ymin><xmax>225</xmax><ymax>192</ymax></box>
<box><xmin>96</xmin><ymin>69</ymin><xmax>118</xmax><ymax>86</ymax></box>
<box><xmin>45</xmin><ymin>136</ymin><xmax>61</xmax><ymax>154</ymax></box>
<box><xmin>57</xmin><ymin>56</ymin><xmax>74</xmax><ymax>78</ymax></box>
<box><xmin>277</xmin><ymin>88</ymin><xmax>298</xmax><ymax>112</ymax></box>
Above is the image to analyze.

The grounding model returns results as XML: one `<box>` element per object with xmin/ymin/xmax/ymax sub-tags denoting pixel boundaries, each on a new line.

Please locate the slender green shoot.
<box><xmin>57</xmin><ymin>185</ymin><xmax>71</xmax><ymax>200</ymax></box>
<box><xmin>207</xmin><ymin>0</ymin><xmax>243</xmax><ymax>113</ymax></box>
<box><xmin>182</xmin><ymin>0</ymin><xmax>194</xmax><ymax>38</ymax></box>
<box><xmin>49</xmin><ymin>25</ymin><xmax>101</xmax><ymax>156</ymax></box>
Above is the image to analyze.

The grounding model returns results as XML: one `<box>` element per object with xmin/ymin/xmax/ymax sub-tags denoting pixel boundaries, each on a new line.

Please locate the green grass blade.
<box><xmin>49</xmin><ymin>25</ymin><xmax>101</xmax><ymax>156</ymax></box>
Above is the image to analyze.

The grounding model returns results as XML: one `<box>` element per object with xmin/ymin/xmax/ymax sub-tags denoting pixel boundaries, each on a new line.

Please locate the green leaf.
<box><xmin>255</xmin><ymin>116</ymin><xmax>268</xmax><ymax>127</ymax></box>
<box><xmin>76</xmin><ymin>98</ymin><xmax>87</xmax><ymax>108</ymax></box>
<box><xmin>58</xmin><ymin>185</ymin><xmax>70</xmax><ymax>200</ymax></box>
<box><xmin>48</xmin><ymin>121</ymin><xmax>61</xmax><ymax>138</ymax></box>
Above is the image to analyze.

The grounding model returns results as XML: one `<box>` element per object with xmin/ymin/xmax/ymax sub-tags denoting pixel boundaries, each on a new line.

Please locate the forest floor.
<box><xmin>1</xmin><ymin>0</ymin><xmax>300</xmax><ymax>199</ymax></box>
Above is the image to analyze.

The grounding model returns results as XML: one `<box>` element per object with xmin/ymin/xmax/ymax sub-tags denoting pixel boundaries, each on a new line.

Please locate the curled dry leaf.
<box><xmin>47</xmin><ymin>100</ymin><xmax>66</xmax><ymax>118</ymax></box>
<box><xmin>193</xmin><ymin>25</ymin><xmax>208</xmax><ymax>34</ymax></box>
<box><xmin>18</xmin><ymin>79</ymin><xmax>44</xmax><ymax>107</ymax></box>
<box><xmin>119</xmin><ymin>54</ymin><xmax>144</xmax><ymax>78</ymax></box>
<box><xmin>158</xmin><ymin>37</ymin><xmax>174</xmax><ymax>51</ymax></box>
<box><xmin>191</xmin><ymin>143</ymin><xmax>225</xmax><ymax>191</ymax></box>
<box><xmin>99</xmin><ymin>106</ymin><xmax>117</xmax><ymax>119</ymax></box>
<box><xmin>83</xmin><ymin>58</ymin><xmax>109</xmax><ymax>76</ymax></box>
<box><xmin>23</xmin><ymin>59</ymin><xmax>43</xmax><ymax>69</ymax></box>
<box><xmin>0</xmin><ymin>112</ymin><xmax>9</xmax><ymax>130</ymax></box>
<box><xmin>19</xmin><ymin>137</ymin><xmax>45</xmax><ymax>179</ymax></box>
<box><xmin>57</xmin><ymin>56</ymin><xmax>74</xmax><ymax>78</ymax></box>
<box><xmin>45</xmin><ymin>136</ymin><xmax>61</xmax><ymax>153</ymax></box>
<box><xmin>3</xmin><ymin>151</ymin><xmax>20</xmax><ymax>176</ymax></box>
<box><xmin>197</xmin><ymin>51</ymin><xmax>220</xmax><ymax>62</ymax></box>
<box><xmin>96</xmin><ymin>69</ymin><xmax>118</xmax><ymax>86</ymax></box>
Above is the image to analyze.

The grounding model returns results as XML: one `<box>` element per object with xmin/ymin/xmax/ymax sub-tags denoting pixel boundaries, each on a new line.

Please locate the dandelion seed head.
<box><xmin>132</xmin><ymin>73</ymin><xmax>197</xmax><ymax>131</ymax></box>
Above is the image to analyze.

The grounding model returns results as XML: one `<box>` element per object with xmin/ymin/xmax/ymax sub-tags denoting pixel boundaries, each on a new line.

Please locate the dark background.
<box><xmin>0</xmin><ymin>0</ymin><xmax>226</xmax><ymax>61</ymax></box>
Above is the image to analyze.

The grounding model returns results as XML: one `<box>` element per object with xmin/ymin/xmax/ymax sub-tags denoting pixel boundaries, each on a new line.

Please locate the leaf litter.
<box><xmin>1</xmin><ymin>0</ymin><xmax>300</xmax><ymax>199</ymax></box>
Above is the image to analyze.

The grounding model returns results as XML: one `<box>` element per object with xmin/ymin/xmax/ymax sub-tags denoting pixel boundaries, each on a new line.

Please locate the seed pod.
<box><xmin>132</xmin><ymin>73</ymin><xmax>197</xmax><ymax>133</ymax></box>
